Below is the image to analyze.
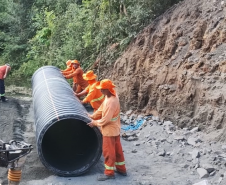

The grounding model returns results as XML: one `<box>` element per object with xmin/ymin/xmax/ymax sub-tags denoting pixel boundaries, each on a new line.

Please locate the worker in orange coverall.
<box><xmin>75</xmin><ymin>70</ymin><xmax>104</xmax><ymax>112</ymax></box>
<box><xmin>0</xmin><ymin>64</ymin><xmax>11</xmax><ymax>102</ymax></box>
<box><xmin>62</xmin><ymin>60</ymin><xmax>88</xmax><ymax>93</ymax></box>
<box><xmin>61</xmin><ymin>60</ymin><xmax>72</xmax><ymax>73</ymax></box>
<box><xmin>61</xmin><ymin>60</ymin><xmax>75</xmax><ymax>90</ymax></box>
<box><xmin>87</xmin><ymin>79</ymin><xmax>127</xmax><ymax>181</ymax></box>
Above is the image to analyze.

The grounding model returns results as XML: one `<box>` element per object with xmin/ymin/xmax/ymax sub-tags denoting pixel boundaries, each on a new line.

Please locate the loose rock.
<box><xmin>201</xmin><ymin>163</ymin><xmax>215</xmax><ymax>173</ymax></box>
<box><xmin>193</xmin><ymin>180</ymin><xmax>209</xmax><ymax>185</ymax></box>
<box><xmin>197</xmin><ymin>168</ymin><xmax>209</xmax><ymax>179</ymax></box>
<box><xmin>191</xmin><ymin>150</ymin><xmax>201</xmax><ymax>159</ymax></box>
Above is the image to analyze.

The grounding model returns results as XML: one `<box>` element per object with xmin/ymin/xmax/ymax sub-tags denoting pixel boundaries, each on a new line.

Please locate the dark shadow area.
<box><xmin>83</xmin><ymin>103</ymin><xmax>94</xmax><ymax>114</ymax></box>
<box><xmin>42</xmin><ymin>119</ymin><xmax>99</xmax><ymax>171</ymax></box>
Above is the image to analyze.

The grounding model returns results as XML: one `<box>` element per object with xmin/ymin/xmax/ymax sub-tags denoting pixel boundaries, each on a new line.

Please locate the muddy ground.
<box><xmin>0</xmin><ymin>95</ymin><xmax>226</xmax><ymax>185</ymax></box>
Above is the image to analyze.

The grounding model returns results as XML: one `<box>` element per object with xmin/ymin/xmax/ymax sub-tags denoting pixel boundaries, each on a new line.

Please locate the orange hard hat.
<box><xmin>70</xmin><ymin>60</ymin><xmax>80</xmax><ymax>66</ymax></box>
<box><xmin>83</xmin><ymin>70</ymin><xmax>97</xmax><ymax>81</ymax></box>
<box><xmin>96</xmin><ymin>79</ymin><xmax>116</xmax><ymax>96</ymax></box>
<box><xmin>66</xmin><ymin>60</ymin><xmax>72</xmax><ymax>66</ymax></box>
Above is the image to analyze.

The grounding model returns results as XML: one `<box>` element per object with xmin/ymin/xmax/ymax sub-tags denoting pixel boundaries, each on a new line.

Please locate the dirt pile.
<box><xmin>110</xmin><ymin>0</ymin><xmax>226</xmax><ymax>137</ymax></box>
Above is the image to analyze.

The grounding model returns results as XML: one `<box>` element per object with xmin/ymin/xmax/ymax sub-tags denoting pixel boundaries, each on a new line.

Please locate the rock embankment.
<box><xmin>110</xmin><ymin>0</ymin><xmax>226</xmax><ymax>140</ymax></box>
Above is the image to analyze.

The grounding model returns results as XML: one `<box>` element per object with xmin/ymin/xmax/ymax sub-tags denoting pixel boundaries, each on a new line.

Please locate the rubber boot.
<box><xmin>97</xmin><ymin>174</ymin><xmax>115</xmax><ymax>181</ymax></box>
<box><xmin>1</xmin><ymin>96</ymin><xmax>8</xmax><ymax>102</ymax></box>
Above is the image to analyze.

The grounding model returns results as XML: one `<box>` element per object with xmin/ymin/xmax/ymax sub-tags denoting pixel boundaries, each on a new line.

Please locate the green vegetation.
<box><xmin>0</xmin><ymin>0</ymin><xmax>182</xmax><ymax>86</ymax></box>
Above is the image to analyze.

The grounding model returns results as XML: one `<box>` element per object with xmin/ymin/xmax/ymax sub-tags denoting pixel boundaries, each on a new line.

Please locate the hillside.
<box><xmin>109</xmin><ymin>0</ymin><xmax>226</xmax><ymax>138</ymax></box>
<box><xmin>1</xmin><ymin>1</ymin><xmax>226</xmax><ymax>184</ymax></box>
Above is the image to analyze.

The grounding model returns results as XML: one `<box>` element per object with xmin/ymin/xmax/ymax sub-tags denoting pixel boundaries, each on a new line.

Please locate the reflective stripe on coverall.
<box><xmin>91</xmin><ymin>95</ymin><xmax>126</xmax><ymax>176</ymax></box>
<box><xmin>83</xmin><ymin>81</ymin><xmax>105</xmax><ymax>111</ymax></box>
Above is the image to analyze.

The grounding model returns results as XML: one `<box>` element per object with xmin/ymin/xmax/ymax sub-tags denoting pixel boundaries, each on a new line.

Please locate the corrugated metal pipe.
<box><xmin>32</xmin><ymin>66</ymin><xmax>102</xmax><ymax>176</ymax></box>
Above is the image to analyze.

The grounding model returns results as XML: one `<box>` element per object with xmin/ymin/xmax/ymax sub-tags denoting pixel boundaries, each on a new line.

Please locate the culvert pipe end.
<box><xmin>32</xmin><ymin>66</ymin><xmax>102</xmax><ymax>176</ymax></box>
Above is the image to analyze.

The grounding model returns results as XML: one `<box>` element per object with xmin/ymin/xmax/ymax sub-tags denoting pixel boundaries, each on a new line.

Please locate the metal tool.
<box><xmin>0</xmin><ymin>140</ymin><xmax>33</xmax><ymax>185</ymax></box>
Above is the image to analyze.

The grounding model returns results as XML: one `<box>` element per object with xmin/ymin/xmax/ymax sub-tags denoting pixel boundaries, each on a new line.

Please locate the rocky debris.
<box><xmin>129</xmin><ymin>114</ymin><xmax>137</xmax><ymax>123</ymax></box>
<box><xmin>163</xmin><ymin>121</ymin><xmax>176</xmax><ymax>134</ymax></box>
<box><xmin>122</xmin><ymin>132</ymin><xmax>138</xmax><ymax>141</ymax></box>
<box><xmin>132</xmin><ymin>149</ymin><xmax>137</xmax><ymax>153</ymax></box>
<box><xmin>127</xmin><ymin>136</ymin><xmax>138</xmax><ymax>141</ymax></box>
<box><xmin>221</xmin><ymin>145</ymin><xmax>226</xmax><ymax>151</ymax></box>
<box><xmin>191</xmin><ymin>150</ymin><xmax>201</xmax><ymax>159</ymax></box>
<box><xmin>152</xmin><ymin>116</ymin><xmax>159</xmax><ymax>122</ymax></box>
<box><xmin>197</xmin><ymin>168</ymin><xmax>209</xmax><ymax>179</ymax></box>
<box><xmin>157</xmin><ymin>149</ymin><xmax>166</xmax><ymax>156</ymax></box>
<box><xmin>119</xmin><ymin>109</ymin><xmax>226</xmax><ymax>184</ymax></box>
<box><xmin>215</xmin><ymin>177</ymin><xmax>223</xmax><ymax>184</ymax></box>
<box><xmin>1</xmin><ymin>97</ymin><xmax>224</xmax><ymax>185</ymax></box>
<box><xmin>173</xmin><ymin>133</ymin><xmax>185</xmax><ymax>141</ymax></box>
<box><xmin>209</xmin><ymin>170</ymin><xmax>216</xmax><ymax>177</ymax></box>
<box><xmin>187</xmin><ymin>137</ymin><xmax>202</xmax><ymax>147</ymax></box>
<box><xmin>126</xmin><ymin>110</ymin><xmax>133</xmax><ymax>115</ymax></box>
<box><xmin>193</xmin><ymin>180</ymin><xmax>209</xmax><ymax>185</ymax></box>
<box><xmin>190</xmin><ymin>127</ymin><xmax>200</xmax><ymax>133</ymax></box>
<box><xmin>201</xmin><ymin>164</ymin><xmax>215</xmax><ymax>173</ymax></box>
<box><xmin>181</xmin><ymin>163</ymin><xmax>190</xmax><ymax>168</ymax></box>
<box><xmin>134</xmin><ymin>142</ymin><xmax>141</xmax><ymax>146</ymax></box>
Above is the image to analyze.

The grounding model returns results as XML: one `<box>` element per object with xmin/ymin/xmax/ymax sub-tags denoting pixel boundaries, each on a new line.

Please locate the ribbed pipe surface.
<box><xmin>32</xmin><ymin>66</ymin><xmax>102</xmax><ymax>176</ymax></box>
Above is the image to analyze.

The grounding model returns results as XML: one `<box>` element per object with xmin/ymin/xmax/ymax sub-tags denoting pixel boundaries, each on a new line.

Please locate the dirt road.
<box><xmin>0</xmin><ymin>96</ymin><xmax>226</xmax><ymax>185</ymax></box>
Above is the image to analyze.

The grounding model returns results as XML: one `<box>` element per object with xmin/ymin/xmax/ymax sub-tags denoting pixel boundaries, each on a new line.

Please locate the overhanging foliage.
<box><xmin>0</xmin><ymin>0</ymin><xmax>183</xmax><ymax>85</ymax></box>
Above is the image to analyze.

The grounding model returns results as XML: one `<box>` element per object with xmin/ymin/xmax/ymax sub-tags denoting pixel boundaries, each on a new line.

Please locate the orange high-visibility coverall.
<box><xmin>64</xmin><ymin>67</ymin><xmax>88</xmax><ymax>93</ymax></box>
<box><xmin>61</xmin><ymin>60</ymin><xmax>72</xmax><ymax>73</ymax></box>
<box><xmin>61</xmin><ymin>66</ymin><xmax>73</xmax><ymax>73</ymax></box>
<box><xmin>62</xmin><ymin>68</ymin><xmax>75</xmax><ymax>81</ymax></box>
<box><xmin>62</xmin><ymin>67</ymin><xmax>74</xmax><ymax>75</ymax></box>
<box><xmin>90</xmin><ymin>95</ymin><xmax>126</xmax><ymax>176</ymax></box>
<box><xmin>82</xmin><ymin>80</ymin><xmax>104</xmax><ymax>112</ymax></box>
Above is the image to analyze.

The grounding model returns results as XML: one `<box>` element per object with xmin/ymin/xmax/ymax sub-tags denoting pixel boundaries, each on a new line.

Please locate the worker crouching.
<box><xmin>87</xmin><ymin>79</ymin><xmax>127</xmax><ymax>181</ymax></box>
<box><xmin>75</xmin><ymin>70</ymin><xmax>104</xmax><ymax>112</ymax></box>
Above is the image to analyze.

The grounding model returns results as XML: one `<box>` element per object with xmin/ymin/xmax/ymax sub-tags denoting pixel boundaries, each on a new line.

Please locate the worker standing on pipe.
<box><xmin>0</xmin><ymin>64</ymin><xmax>11</xmax><ymax>102</ymax></box>
<box><xmin>87</xmin><ymin>79</ymin><xmax>127</xmax><ymax>181</ymax></box>
<box><xmin>61</xmin><ymin>60</ymin><xmax>72</xmax><ymax>73</ymax></box>
<box><xmin>62</xmin><ymin>60</ymin><xmax>88</xmax><ymax>93</ymax></box>
<box><xmin>75</xmin><ymin>70</ymin><xmax>104</xmax><ymax>112</ymax></box>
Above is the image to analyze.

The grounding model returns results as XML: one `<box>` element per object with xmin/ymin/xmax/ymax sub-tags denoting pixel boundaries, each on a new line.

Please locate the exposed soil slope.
<box><xmin>110</xmin><ymin>0</ymin><xmax>226</xmax><ymax>137</ymax></box>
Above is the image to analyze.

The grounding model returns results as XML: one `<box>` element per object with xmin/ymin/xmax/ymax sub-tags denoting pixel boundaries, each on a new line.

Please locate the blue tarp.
<box><xmin>121</xmin><ymin>116</ymin><xmax>152</xmax><ymax>131</ymax></box>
